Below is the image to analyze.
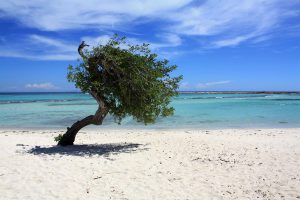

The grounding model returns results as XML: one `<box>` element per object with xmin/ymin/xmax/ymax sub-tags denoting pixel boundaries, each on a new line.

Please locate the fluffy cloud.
<box><xmin>29</xmin><ymin>35</ymin><xmax>76</xmax><ymax>52</ymax></box>
<box><xmin>179</xmin><ymin>82</ymin><xmax>190</xmax><ymax>90</ymax></box>
<box><xmin>196</xmin><ymin>80</ymin><xmax>232</xmax><ymax>89</ymax></box>
<box><xmin>171</xmin><ymin>0</ymin><xmax>300</xmax><ymax>47</ymax></box>
<box><xmin>180</xmin><ymin>80</ymin><xmax>232</xmax><ymax>90</ymax></box>
<box><xmin>0</xmin><ymin>0</ymin><xmax>299</xmax><ymax>60</ymax></box>
<box><xmin>0</xmin><ymin>35</ymin><xmax>78</xmax><ymax>60</ymax></box>
<box><xmin>0</xmin><ymin>0</ymin><xmax>192</xmax><ymax>31</ymax></box>
<box><xmin>1</xmin><ymin>1</ymin><xmax>298</xmax><ymax>36</ymax></box>
<box><xmin>211</xmin><ymin>34</ymin><xmax>257</xmax><ymax>48</ymax></box>
<box><xmin>82</xmin><ymin>33</ymin><xmax>182</xmax><ymax>49</ymax></box>
<box><xmin>0</xmin><ymin>33</ymin><xmax>182</xmax><ymax>60</ymax></box>
<box><xmin>25</xmin><ymin>82</ymin><xmax>56</xmax><ymax>89</ymax></box>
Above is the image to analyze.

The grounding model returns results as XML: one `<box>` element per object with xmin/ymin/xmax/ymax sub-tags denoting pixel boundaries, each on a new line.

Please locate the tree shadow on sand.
<box><xmin>28</xmin><ymin>143</ymin><xmax>148</xmax><ymax>157</ymax></box>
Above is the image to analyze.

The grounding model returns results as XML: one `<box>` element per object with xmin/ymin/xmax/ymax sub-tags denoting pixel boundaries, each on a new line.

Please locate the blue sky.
<box><xmin>0</xmin><ymin>0</ymin><xmax>300</xmax><ymax>92</ymax></box>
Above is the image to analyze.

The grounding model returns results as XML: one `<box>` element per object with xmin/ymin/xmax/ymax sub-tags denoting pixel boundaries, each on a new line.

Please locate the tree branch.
<box><xmin>78</xmin><ymin>41</ymin><xmax>89</xmax><ymax>58</ymax></box>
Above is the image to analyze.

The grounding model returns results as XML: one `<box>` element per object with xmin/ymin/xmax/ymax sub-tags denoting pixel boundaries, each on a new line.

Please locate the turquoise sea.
<box><xmin>0</xmin><ymin>92</ymin><xmax>300</xmax><ymax>129</ymax></box>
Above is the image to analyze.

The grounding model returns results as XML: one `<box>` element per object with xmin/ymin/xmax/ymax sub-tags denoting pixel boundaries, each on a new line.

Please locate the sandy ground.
<box><xmin>0</xmin><ymin>128</ymin><xmax>300</xmax><ymax>200</ymax></box>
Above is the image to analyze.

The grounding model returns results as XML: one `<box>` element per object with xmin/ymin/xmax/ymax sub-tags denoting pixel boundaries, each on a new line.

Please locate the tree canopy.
<box><xmin>57</xmin><ymin>35</ymin><xmax>182</xmax><ymax>145</ymax></box>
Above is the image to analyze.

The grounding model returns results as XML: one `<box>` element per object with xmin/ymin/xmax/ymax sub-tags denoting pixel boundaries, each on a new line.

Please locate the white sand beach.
<box><xmin>1</xmin><ymin>128</ymin><xmax>300</xmax><ymax>200</ymax></box>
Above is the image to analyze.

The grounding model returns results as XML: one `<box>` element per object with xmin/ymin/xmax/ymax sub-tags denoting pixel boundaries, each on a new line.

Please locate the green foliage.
<box><xmin>54</xmin><ymin>134</ymin><xmax>63</xmax><ymax>142</ymax></box>
<box><xmin>68</xmin><ymin>34</ymin><xmax>182</xmax><ymax>124</ymax></box>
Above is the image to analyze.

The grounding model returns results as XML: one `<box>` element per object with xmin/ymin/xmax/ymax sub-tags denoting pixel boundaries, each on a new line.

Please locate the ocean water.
<box><xmin>0</xmin><ymin>92</ymin><xmax>300</xmax><ymax>129</ymax></box>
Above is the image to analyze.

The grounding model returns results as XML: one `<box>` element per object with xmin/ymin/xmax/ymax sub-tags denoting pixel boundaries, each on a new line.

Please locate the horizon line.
<box><xmin>0</xmin><ymin>91</ymin><xmax>300</xmax><ymax>94</ymax></box>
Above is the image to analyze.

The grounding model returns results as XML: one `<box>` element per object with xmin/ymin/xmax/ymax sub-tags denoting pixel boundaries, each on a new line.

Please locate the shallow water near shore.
<box><xmin>0</xmin><ymin>92</ymin><xmax>300</xmax><ymax>129</ymax></box>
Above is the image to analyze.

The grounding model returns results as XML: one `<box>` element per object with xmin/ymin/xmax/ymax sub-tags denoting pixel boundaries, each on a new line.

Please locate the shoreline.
<box><xmin>1</xmin><ymin>91</ymin><xmax>300</xmax><ymax>94</ymax></box>
<box><xmin>1</xmin><ymin>128</ymin><xmax>300</xmax><ymax>199</ymax></box>
<box><xmin>1</xmin><ymin>126</ymin><xmax>300</xmax><ymax>132</ymax></box>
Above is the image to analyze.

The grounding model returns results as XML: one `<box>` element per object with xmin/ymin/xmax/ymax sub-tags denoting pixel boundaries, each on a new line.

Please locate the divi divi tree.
<box><xmin>57</xmin><ymin>35</ymin><xmax>182</xmax><ymax>146</ymax></box>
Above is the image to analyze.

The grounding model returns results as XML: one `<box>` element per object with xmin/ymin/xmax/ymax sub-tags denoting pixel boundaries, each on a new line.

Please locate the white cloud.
<box><xmin>2</xmin><ymin>1</ymin><xmax>297</xmax><ymax>38</ymax></box>
<box><xmin>0</xmin><ymin>35</ymin><xmax>78</xmax><ymax>60</ymax></box>
<box><xmin>0</xmin><ymin>0</ymin><xmax>192</xmax><ymax>31</ymax></box>
<box><xmin>212</xmin><ymin>34</ymin><xmax>255</xmax><ymax>48</ymax></box>
<box><xmin>0</xmin><ymin>0</ymin><xmax>299</xmax><ymax>61</ymax></box>
<box><xmin>0</xmin><ymin>50</ymin><xmax>77</xmax><ymax>61</ymax></box>
<box><xmin>170</xmin><ymin>0</ymin><xmax>300</xmax><ymax>47</ymax></box>
<box><xmin>173</xmin><ymin>1</ymin><xmax>267</xmax><ymax>35</ymax></box>
<box><xmin>179</xmin><ymin>80</ymin><xmax>232</xmax><ymax>90</ymax></box>
<box><xmin>196</xmin><ymin>80</ymin><xmax>232</xmax><ymax>89</ymax></box>
<box><xmin>25</xmin><ymin>82</ymin><xmax>57</xmax><ymax>89</ymax></box>
<box><xmin>0</xmin><ymin>33</ymin><xmax>182</xmax><ymax>61</ymax></box>
<box><xmin>179</xmin><ymin>82</ymin><xmax>190</xmax><ymax>90</ymax></box>
<box><xmin>152</xmin><ymin>33</ymin><xmax>182</xmax><ymax>49</ymax></box>
<box><xmin>81</xmin><ymin>33</ymin><xmax>182</xmax><ymax>54</ymax></box>
<box><xmin>29</xmin><ymin>35</ymin><xmax>76</xmax><ymax>52</ymax></box>
<box><xmin>82</xmin><ymin>35</ymin><xmax>112</xmax><ymax>46</ymax></box>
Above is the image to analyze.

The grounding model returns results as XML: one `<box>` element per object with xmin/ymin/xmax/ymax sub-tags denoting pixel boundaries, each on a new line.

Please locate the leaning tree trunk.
<box><xmin>58</xmin><ymin>91</ymin><xmax>108</xmax><ymax>146</ymax></box>
<box><xmin>58</xmin><ymin>41</ymin><xmax>108</xmax><ymax>146</ymax></box>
